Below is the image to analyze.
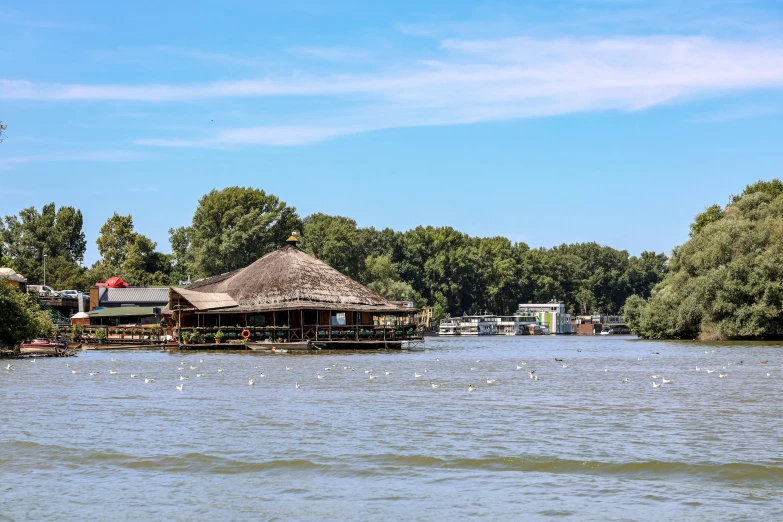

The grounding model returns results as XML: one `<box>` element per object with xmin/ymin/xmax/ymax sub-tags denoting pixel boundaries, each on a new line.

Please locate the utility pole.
<box><xmin>43</xmin><ymin>254</ymin><xmax>47</xmax><ymax>287</ymax></box>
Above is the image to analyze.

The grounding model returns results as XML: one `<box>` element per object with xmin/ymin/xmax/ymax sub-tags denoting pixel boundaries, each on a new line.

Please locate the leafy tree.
<box><xmin>0</xmin><ymin>283</ymin><xmax>55</xmax><ymax>350</ymax></box>
<box><xmin>95</xmin><ymin>213</ymin><xmax>171</xmax><ymax>285</ymax></box>
<box><xmin>1</xmin><ymin>203</ymin><xmax>86</xmax><ymax>287</ymax></box>
<box><xmin>626</xmin><ymin>179</ymin><xmax>783</xmax><ymax>340</ymax></box>
<box><xmin>302</xmin><ymin>214</ymin><xmax>362</xmax><ymax>279</ymax></box>
<box><xmin>175</xmin><ymin>187</ymin><xmax>302</xmax><ymax>278</ymax></box>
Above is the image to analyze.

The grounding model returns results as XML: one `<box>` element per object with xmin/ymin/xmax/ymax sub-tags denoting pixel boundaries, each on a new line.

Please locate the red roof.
<box><xmin>95</xmin><ymin>276</ymin><xmax>129</xmax><ymax>288</ymax></box>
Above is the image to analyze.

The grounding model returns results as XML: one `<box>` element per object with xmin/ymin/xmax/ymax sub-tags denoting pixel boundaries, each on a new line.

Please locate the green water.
<box><xmin>2</xmin><ymin>336</ymin><xmax>782</xmax><ymax>520</ymax></box>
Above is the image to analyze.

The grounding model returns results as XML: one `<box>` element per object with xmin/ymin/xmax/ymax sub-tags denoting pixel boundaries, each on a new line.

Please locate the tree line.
<box><xmin>624</xmin><ymin>179</ymin><xmax>783</xmax><ymax>340</ymax></box>
<box><xmin>2</xmin><ymin>187</ymin><xmax>668</xmax><ymax>321</ymax></box>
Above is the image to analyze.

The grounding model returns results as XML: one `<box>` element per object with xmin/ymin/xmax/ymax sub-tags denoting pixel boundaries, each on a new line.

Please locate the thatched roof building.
<box><xmin>178</xmin><ymin>244</ymin><xmax>404</xmax><ymax>312</ymax></box>
<box><xmin>164</xmin><ymin>239</ymin><xmax>416</xmax><ymax>346</ymax></box>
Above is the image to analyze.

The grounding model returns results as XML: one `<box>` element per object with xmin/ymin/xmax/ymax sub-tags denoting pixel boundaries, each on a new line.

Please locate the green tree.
<box><xmin>627</xmin><ymin>179</ymin><xmax>783</xmax><ymax>340</ymax></box>
<box><xmin>175</xmin><ymin>187</ymin><xmax>302</xmax><ymax>278</ymax></box>
<box><xmin>1</xmin><ymin>203</ymin><xmax>86</xmax><ymax>287</ymax></box>
<box><xmin>95</xmin><ymin>213</ymin><xmax>171</xmax><ymax>285</ymax></box>
<box><xmin>302</xmin><ymin>213</ymin><xmax>362</xmax><ymax>279</ymax></box>
<box><xmin>0</xmin><ymin>283</ymin><xmax>55</xmax><ymax>350</ymax></box>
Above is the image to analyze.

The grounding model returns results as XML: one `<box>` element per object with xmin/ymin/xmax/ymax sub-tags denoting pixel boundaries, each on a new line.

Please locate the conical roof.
<box><xmin>186</xmin><ymin>245</ymin><xmax>397</xmax><ymax>310</ymax></box>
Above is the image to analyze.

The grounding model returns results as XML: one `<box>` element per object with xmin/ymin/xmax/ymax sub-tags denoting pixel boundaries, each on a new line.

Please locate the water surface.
<box><xmin>2</xmin><ymin>336</ymin><xmax>782</xmax><ymax>520</ymax></box>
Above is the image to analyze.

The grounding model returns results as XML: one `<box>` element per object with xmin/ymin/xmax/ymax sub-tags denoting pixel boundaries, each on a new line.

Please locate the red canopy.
<box><xmin>95</xmin><ymin>276</ymin><xmax>129</xmax><ymax>288</ymax></box>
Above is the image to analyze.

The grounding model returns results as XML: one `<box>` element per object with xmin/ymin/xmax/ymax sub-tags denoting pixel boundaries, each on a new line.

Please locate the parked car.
<box><xmin>27</xmin><ymin>285</ymin><xmax>62</xmax><ymax>297</ymax></box>
<box><xmin>59</xmin><ymin>290</ymin><xmax>89</xmax><ymax>300</ymax></box>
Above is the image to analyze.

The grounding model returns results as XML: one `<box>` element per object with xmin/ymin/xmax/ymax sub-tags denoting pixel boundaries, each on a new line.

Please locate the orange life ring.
<box><xmin>241</xmin><ymin>329</ymin><xmax>251</xmax><ymax>339</ymax></box>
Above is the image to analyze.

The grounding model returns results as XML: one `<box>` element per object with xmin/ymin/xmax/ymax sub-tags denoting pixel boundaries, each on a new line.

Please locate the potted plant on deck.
<box><xmin>181</xmin><ymin>331</ymin><xmax>191</xmax><ymax>345</ymax></box>
<box><xmin>189</xmin><ymin>331</ymin><xmax>203</xmax><ymax>345</ymax></box>
<box><xmin>214</xmin><ymin>329</ymin><xmax>225</xmax><ymax>344</ymax></box>
<box><xmin>95</xmin><ymin>329</ymin><xmax>106</xmax><ymax>345</ymax></box>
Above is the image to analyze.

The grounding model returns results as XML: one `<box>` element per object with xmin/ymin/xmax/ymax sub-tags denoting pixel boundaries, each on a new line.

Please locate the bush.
<box><xmin>0</xmin><ymin>284</ymin><xmax>55</xmax><ymax>349</ymax></box>
<box><xmin>71</xmin><ymin>324</ymin><xmax>84</xmax><ymax>341</ymax></box>
<box><xmin>190</xmin><ymin>331</ymin><xmax>203</xmax><ymax>344</ymax></box>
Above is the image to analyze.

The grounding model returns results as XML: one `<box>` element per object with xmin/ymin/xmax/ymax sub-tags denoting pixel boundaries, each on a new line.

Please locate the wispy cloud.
<box><xmin>0</xmin><ymin>150</ymin><xmax>150</xmax><ymax>170</ymax></box>
<box><xmin>4</xmin><ymin>35</ymin><xmax>783</xmax><ymax>146</ymax></box>
<box><xmin>689</xmin><ymin>102</ymin><xmax>783</xmax><ymax>122</ymax></box>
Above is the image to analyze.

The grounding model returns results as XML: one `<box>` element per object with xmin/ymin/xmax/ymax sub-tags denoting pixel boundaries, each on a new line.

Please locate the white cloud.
<box><xmin>3</xmin><ymin>35</ymin><xmax>783</xmax><ymax>146</ymax></box>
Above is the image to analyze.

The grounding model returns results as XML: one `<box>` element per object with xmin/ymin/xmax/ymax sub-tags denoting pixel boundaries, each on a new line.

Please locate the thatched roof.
<box><xmin>173</xmin><ymin>245</ymin><xmax>409</xmax><ymax>314</ymax></box>
<box><xmin>170</xmin><ymin>287</ymin><xmax>237</xmax><ymax>311</ymax></box>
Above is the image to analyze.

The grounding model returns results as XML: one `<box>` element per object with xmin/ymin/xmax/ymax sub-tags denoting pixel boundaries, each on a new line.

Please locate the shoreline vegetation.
<box><xmin>624</xmin><ymin>180</ymin><xmax>783</xmax><ymax>341</ymax></box>
<box><xmin>2</xmin><ymin>180</ymin><xmax>781</xmax><ymax>349</ymax></box>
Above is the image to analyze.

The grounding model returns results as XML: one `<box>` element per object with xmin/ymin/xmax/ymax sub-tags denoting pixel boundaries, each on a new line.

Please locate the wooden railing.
<box><xmin>174</xmin><ymin>325</ymin><xmax>423</xmax><ymax>344</ymax></box>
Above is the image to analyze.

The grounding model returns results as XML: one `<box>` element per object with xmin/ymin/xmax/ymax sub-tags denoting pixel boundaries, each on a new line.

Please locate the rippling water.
<box><xmin>2</xmin><ymin>336</ymin><xmax>783</xmax><ymax>520</ymax></box>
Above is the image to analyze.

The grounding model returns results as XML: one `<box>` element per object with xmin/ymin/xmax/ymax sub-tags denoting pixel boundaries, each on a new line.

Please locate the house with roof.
<box><xmin>163</xmin><ymin>235</ymin><xmax>421</xmax><ymax>349</ymax></box>
<box><xmin>87</xmin><ymin>280</ymin><xmax>169</xmax><ymax>326</ymax></box>
<box><xmin>0</xmin><ymin>268</ymin><xmax>27</xmax><ymax>292</ymax></box>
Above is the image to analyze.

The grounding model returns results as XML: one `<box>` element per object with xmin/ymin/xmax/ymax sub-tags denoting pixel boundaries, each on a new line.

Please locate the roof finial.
<box><xmin>286</xmin><ymin>231</ymin><xmax>299</xmax><ymax>247</ymax></box>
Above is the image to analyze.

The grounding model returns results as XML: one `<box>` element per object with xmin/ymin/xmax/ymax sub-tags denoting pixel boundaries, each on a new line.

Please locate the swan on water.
<box><xmin>176</xmin><ymin>384</ymin><xmax>184</xmax><ymax>391</ymax></box>
<box><xmin>652</xmin><ymin>381</ymin><xmax>661</xmax><ymax>388</ymax></box>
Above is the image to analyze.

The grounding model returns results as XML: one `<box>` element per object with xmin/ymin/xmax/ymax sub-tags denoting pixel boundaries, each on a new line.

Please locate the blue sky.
<box><xmin>1</xmin><ymin>0</ymin><xmax>783</xmax><ymax>265</ymax></box>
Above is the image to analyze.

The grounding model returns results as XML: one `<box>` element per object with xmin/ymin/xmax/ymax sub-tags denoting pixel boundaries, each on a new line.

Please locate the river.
<box><xmin>2</xmin><ymin>335</ymin><xmax>782</xmax><ymax>520</ymax></box>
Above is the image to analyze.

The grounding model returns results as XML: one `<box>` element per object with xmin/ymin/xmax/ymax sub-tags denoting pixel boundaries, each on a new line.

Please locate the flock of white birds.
<box><xmin>3</xmin><ymin>347</ymin><xmax>779</xmax><ymax>393</ymax></box>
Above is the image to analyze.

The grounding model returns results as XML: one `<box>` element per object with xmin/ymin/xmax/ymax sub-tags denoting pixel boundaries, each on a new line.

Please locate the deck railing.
<box><xmin>174</xmin><ymin>325</ymin><xmax>423</xmax><ymax>344</ymax></box>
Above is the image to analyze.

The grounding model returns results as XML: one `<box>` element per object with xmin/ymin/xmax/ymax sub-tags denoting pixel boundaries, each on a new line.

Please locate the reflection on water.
<box><xmin>2</xmin><ymin>336</ymin><xmax>783</xmax><ymax>520</ymax></box>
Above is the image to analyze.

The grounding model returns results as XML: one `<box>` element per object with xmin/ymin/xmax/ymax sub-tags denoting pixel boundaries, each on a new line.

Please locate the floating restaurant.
<box><xmin>162</xmin><ymin>235</ymin><xmax>423</xmax><ymax>349</ymax></box>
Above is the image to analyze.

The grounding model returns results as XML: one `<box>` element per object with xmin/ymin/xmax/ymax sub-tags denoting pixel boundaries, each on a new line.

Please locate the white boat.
<box><xmin>438</xmin><ymin>317</ymin><xmax>460</xmax><ymax>336</ymax></box>
<box><xmin>600</xmin><ymin>326</ymin><xmax>614</xmax><ymax>335</ymax></box>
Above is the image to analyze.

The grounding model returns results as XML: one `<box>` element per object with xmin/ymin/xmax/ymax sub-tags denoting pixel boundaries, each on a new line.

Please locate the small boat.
<box><xmin>600</xmin><ymin>326</ymin><xmax>614</xmax><ymax>336</ymax></box>
<box><xmin>20</xmin><ymin>339</ymin><xmax>68</xmax><ymax>349</ymax></box>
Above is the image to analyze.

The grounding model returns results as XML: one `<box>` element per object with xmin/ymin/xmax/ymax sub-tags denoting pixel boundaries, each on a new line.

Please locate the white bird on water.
<box><xmin>706</xmin><ymin>370</ymin><xmax>715</xmax><ymax>374</ymax></box>
<box><xmin>71</xmin><ymin>370</ymin><xmax>79</xmax><ymax>374</ymax></box>
<box><xmin>30</xmin><ymin>358</ymin><xmax>36</xmax><ymax>363</ymax></box>
<box><xmin>414</xmin><ymin>372</ymin><xmax>422</xmax><ymax>378</ymax></box>
<box><xmin>259</xmin><ymin>373</ymin><xmax>265</xmax><ymax>377</ymax></box>
<box><xmin>177</xmin><ymin>367</ymin><xmax>185</xmax><ymax>371</ymax></box>
<box><xmin>5</xmin><ymin>364</ymin><xmax>13</xmax><ymax>371</ymax></box>
<box><xmin>180</xmin><ymin>375</ymin><xmax>189</xmax><ymax>381</ymax></box>
<box><xmin>486</xmin><ymin>378</ymin><xmax>496</xmax><ymax>384</ymax></box>
<box><xmin>286</xmin><ymin>367</ymin><xmax>293</xmax><ymax>371</ymax></box>
<box><xmin>109</xmin><ymin>370</ymin><xmax>119</xmax><ymax>375</ymax></box>
<box><xmin>217</xmin><ymin>368</ymin><xmax>225</xmax><ymax>373</ymax></box>
<box><xmin>528</xmin><ymin>370</ymin><xmax>536</xmax><ymax>379</ymax></box>
<box><xmin>190</xmin><ymin>365</ymin><xmax>197</xmax><ymax>370</ymax></box>
<box><xmin>176</xmin><ymin>383</ymin><xmax>184</xmax><ymax>391</ymax></box>
<box><xmin>767</xmin><ymin>372</ymin><xmax>772</xmax><ymax>377</ymax></box>
<box><xmin>385</xmin><ymin>371</ymin><xmax>391</xmax><ymax>375</ymax></box>
<box><xmin>130</xmin><ymin>374</ymin><xmax>138</xmax><ymax>378</ymax></box>
<box><xmin>651</xmin><ymin>375</ymin><xmax>660</xmax><ymax>379</ymax></box>
<box><xmin>199</xmin><ymin>359</ymin><xmax>203</xmax><ymax>363</ymax></box>
<box><xmin>662</xmin><ymin>377</ymin><xmax>674</xmax><ymax>384</ymax></box>
<box><xmin>621</xmin><ymin>378</ymin><xmax>629</xmax><ymax>383</ymax></box>
<box><xmin>561</xmin><ymin>364</ymin><xmax>570</xmax><ymax>368</ymax></box>
<box><xmin>145</xmin><ymin>377</ymin><xmax>155</xmax><ymax>383</ymax></box>
<box><xmin>363</xmin><ymin>369</ymin><xmax>371</xmax><ymax>374</ymax></box>
<box><xmin>248</xmin><ymin>378</ymin><xmax>255</xmax><ymax>386</ymax></box>
<box><xmin>652</xmin><ymin>381</ymin><xmax>661</xmax><ymax>388</ymax></box>
<box><xmin>295</xmin><ymin>382</ymin><xmax>300</xmax><ymax>389</ymax></box>
<box><xmin>89</xmin><ymin>371</ymin><xmax>99</xmax><ymax>376</ymax></box>
<box><xmin>196</xmin><ymin>373</ymin><xmax>204</xmax><ymax>378</ymax></box>
<box><xmin>468</xmin><ymin>384</ymin><xmax>476</xmax><ymax>392</ymax></box>
<box><xmin>604</xmin><ymin>368</ymin><xmax>608</xmax><ymax>372</ymax></box>
<box><xmin>316</xmin><ymin>374</ymin><xmax>324</xmax><ymax>379</ymax></box>
<box><xmin>719</xmin><ymin>372</ymin><xmax>728</xmax><ymax>378</ymax></box>
<box><xmin>369</xmin><ymin>374</ymin><xmax>377</xmax><ymax>380</ymax></box>
<box><xmin>431</xmin><ymin>382</ymin><xmax>440</xmax><ymax>389</ymax></box>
